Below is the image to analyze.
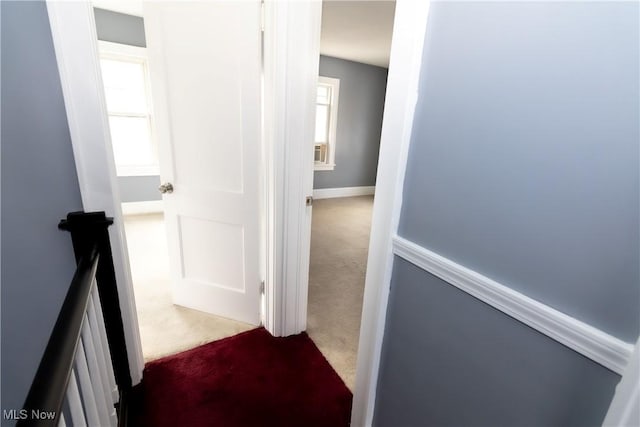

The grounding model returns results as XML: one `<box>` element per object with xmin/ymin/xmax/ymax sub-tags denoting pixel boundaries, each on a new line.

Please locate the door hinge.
<box><xmin>260</xmin><ymin>280</ymin><xmax>265</xmax><ymax>294</ymax></box>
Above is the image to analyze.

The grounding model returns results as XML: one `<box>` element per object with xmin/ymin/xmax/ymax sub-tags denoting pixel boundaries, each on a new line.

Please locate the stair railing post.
<box><xmin>59</xmin><ymin>211</ymin><xmax>133</xmax><ymax>393</ymax></box>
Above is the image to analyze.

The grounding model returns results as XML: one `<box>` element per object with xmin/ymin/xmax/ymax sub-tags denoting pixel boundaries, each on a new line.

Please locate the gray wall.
<box><xmin>94</xmin><ymin>8</ymin><xmax>161</xmax><ymax>203</ymax></box>
<box><xmin>375</xmin><ymin>259</ymin><xmax>621</xmax><ymax>427</ymax></box>
<box><xmin>375</xmin><ymin>2</ymin><xmax>639</xmax><ymax>426</ymax></box>
<box><xmin>1</xmin><ymin>1</ymin><xmax>84</xmax><ymax>421</ymax></box>
<box><xmin>118</xmin><ymin>176</ymin><xmax>161</xmax><ymax>203</ymax></box>
<box><xmin>314</xmin><ymin>56</ymin><xmax>387</xmax><ymax>190</ymax></box>
<box><xmin>94</xmin><ymin>7</ymin><xmax>146</xmax><ymax>48</ymax></box>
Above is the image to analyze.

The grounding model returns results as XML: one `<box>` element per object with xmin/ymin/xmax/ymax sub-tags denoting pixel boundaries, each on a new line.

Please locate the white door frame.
<box><xmin>46</xmin><ymin>0</ymin><xmax>144</xmax><ymax>384</ymax></box>
<box><xmin>348</xmin><ymin>3</ymin><xmax>432</xmax><ymax>424</ymax></box>
<box><xmin>262</xmin><ymin>0</ymin><xmax>322</xmax><ymax>337</ymax></box>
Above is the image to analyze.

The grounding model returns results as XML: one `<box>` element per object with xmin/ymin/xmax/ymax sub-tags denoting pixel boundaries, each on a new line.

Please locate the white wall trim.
<box><xmin>98</xmin><ymin>40</ymin><xmax>146</xmax><ymax>57</ymax></box>
<box><xmin>315</xmin><ymin>75</ymin><xmax>340</xmax><ymax>171</ymax></box>
<box><xmin>46</xmin><ymin>1</ymin><xmax>144</xmax><ymax>384</ymax></box>
<box><xmin>121</xmin><ymin>200</ymin><xmax>163</xmax><ymax>216</ymax></box>
<box><xmin>313</xmin><ymin>163</ymin><xmax>335</xmax><ymax>171</ymax></box>
<box><xmin>392</xmin><ymin>235</ymin><xmax>635</xmax><ymax>375</ymax></box>
<box><xmin>351</xmin><ymin>2</ymin><xmax>432</xmax><ymax>426</ymax></box>
<box><xmin>313</xmin><ymin>186</ymin><xmax>375</xmax><ymax>200</ymax></box>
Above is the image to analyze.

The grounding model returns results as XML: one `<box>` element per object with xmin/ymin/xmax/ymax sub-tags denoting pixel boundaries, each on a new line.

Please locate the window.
<box><xmin>99</xmin><ymin>41</ymin><xmax>158</xmax><ymax>176</ymax></box>
<box><xmin>314</xmin><ymin>76</ymin><xmax>340</xmax><ymax>171</ymax></box>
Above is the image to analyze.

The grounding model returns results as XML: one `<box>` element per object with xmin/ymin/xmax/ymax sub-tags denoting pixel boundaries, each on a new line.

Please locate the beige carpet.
<box><xmin>123</xmin><ymin>196</ymin><xmax>372</xmax><ymax>389</ymax></box>
<box><xmin>123</xmin><ymin>213</ymin><xmax>253</xmax><ymax>362</ymax></box>
<box><xmin>306</xmin><ymin>195</ymin><xmax>373</xmax><ymax>391</ymax></box>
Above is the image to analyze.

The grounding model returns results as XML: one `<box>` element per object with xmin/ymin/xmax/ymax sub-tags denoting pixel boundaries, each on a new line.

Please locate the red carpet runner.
<box><xmin>139</xmin><ymin>328</ymin><xmax>352</xmax><ymax>427</ymax></box>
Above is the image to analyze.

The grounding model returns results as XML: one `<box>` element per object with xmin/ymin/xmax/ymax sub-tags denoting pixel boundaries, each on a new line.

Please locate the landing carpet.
<box><xmin>139</xmin><ymin>328</ymin><xmax>352</xmax><ymax>427</ymax></box>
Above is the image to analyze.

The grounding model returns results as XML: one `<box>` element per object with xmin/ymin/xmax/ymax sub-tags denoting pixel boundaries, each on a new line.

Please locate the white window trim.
<box><xmin>315</xmin><ymin>76</ymin><xmax>339</xmax><ymax>171</ymax></box>
<box><xmin>98</xmin><ymin>41</ymin><xmax>160</xmax><ymax>177</ymax></box>
<box><xmin>314</xmin><ymin>163</ymin><xmax>335</xmax><ymax>171</ymax></box>
<box><xmin>98</xmin><ymin>40</ymin><xmax>146</xmax><ymax>59</ymax></box>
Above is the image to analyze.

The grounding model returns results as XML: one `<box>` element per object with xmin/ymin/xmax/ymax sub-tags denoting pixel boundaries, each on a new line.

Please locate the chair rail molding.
<box><xmin>392</xmin><ymin>235</ymin><xmax>635</xmax><ymax>375</ymax></box>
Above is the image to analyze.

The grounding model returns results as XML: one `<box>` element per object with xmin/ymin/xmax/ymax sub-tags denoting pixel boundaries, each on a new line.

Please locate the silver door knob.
<box><xmin>158</xmin><ymin>182</ymin><xmax>174</xmax><ymax>194</ymax></box>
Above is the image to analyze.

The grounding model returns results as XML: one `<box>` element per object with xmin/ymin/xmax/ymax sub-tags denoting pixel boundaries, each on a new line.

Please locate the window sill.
<box><xmin>314</xmin><ymin>163</ymin><xmax>335</xmax><ymax>171</ymax></box>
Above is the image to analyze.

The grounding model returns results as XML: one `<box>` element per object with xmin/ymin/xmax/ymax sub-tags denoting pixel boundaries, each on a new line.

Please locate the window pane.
<box><xmin>109</xmin><ymin>116</ymin><xmax>155</xmax><ymax>167</ymax></box>
<box><xmin>315</xmin><ymin>105</ymin><xmax>329</xmax><ymax>143</ymax></box>
<box><xmin>100</xmin><ymin>59</ymin><xmax>147</xmax><ymax>114</ymax></box>
<box><xmin>317</xmin><ymin>85</ymin><xmax>331</xmax><ymax>104</ymax></box>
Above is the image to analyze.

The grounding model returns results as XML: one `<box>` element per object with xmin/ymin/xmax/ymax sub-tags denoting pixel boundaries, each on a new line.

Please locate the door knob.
<box><xmin>158</xmin><ymin>182</ymin><xmax>174</xmax><ymax>194</ymax></box>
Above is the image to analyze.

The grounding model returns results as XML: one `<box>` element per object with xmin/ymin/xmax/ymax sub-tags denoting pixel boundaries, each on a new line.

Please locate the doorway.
<box><xmin>48</xmin><ymin>1</ymin><xmax>433</xmax><ymax>422</ymax></box>
<box><xmin>307</xmin><ymin>197</ymin><xmax>374</xmax><ymax>389</ymax></box>
<box><xmin>305</xmin><ymin>1</ymin><xmax>395</xmax><ymax>390</ymax></box>
<box><xmin>92</xmin><ymin>3</ymin><xmax>257</xmax><ymax>361</ymax></box>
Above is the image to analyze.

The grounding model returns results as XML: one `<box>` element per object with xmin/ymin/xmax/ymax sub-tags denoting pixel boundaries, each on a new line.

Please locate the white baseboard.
<box><xmin>313</xmin><ymin>186</ymin><xmax>375</xmax><ymax>200</ymax></box>
<box><xmin>121</xmin><ymin>200</ymin><xmax>164</xmax><ymax>216</ymax></box>
<box><xmin>392</xmin><ymin>235</ymin><xmax>634</xmax><ymax>375</ymax></box>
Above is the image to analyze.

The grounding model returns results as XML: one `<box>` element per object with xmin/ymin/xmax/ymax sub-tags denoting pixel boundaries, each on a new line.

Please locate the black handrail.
<box><xmin>18</xmin><ymin>211</ymin><xmax>133</xmax><ymax>426</ymax></box>
<box><xmin>59</xmin><ymin>212</ymin><xmax>132</xmax><ymax>393</ymax></box>
<box><xmin>18</xmin><ymin>248</ymin><xmax>99</xmax><ymax>427</ymax></box>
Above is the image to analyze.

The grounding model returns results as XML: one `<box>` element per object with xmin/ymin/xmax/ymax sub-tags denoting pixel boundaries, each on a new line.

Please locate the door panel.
<box><xmin>144</xmin><ymin>1</ymin><xmax>261</xmax><ymax>324</ymax></box>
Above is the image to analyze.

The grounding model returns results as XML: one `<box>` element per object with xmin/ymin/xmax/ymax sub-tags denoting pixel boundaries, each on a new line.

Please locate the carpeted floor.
<box><xmin>139</xmin><ymin>328</ymin><xmax>352</xmax><ymax>427</ymax></box>
<box><xmin>123</xmin><ymin>213</ymin><xmax>253</xmax><ymax>361</ymax></box>
<box><xmin>307</xmin><ymin>195</ymin><xmax>374</xmax><ymax>391</ymax></box>
<box><xmin>124</xmin><ymin>195</ymin><xmax>373</xmax><ymax>390</ymax></box>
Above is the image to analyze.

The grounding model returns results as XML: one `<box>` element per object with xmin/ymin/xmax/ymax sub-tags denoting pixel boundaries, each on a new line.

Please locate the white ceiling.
<box><xmin>320</xmin><ymin>1</ymin><xmax>395</xmax><ymax>68</ymax></box>
<box><xmin>91</xmin><ymin>0</ymin><xmax>395</xmax><ymax>68</ymax></box>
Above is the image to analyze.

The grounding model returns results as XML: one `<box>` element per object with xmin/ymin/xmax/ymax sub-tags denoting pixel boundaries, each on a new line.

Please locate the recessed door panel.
<box><xmin>179</xmin><ymin>216</ymin><xmax>245</xmax><ymax>292</ymax></box>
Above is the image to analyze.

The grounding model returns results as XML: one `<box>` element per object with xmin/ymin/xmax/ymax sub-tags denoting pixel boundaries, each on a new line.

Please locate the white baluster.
<box><xmin>87</xmin><ymin>294</ymin><xmax>118</xmax><ymax>425</ymax></box>
<box><xmin>75</xmin><ymin>340</ymin><xmax>101</xmax><ymax>427</ymax></box>
<box><xmin>81</xmin><ymin>314</ymin><xmax>112</xmax><ymax>426</ymax></box>
<box><xmin>92</xmin><ymin>285</ymin><xmax>119</xmax><ymax>403</ymax></box>
<box><xmin>66</xmin><ymin>370</ymin><xmax>87</xmax><ymax>427</ymax></box>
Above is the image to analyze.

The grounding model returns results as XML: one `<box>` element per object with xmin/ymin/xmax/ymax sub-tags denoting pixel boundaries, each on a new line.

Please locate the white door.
<box><xmin>144</xmin><ymin>1</ymin><xmax>262</xmax><ymax>325</ymax></box>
